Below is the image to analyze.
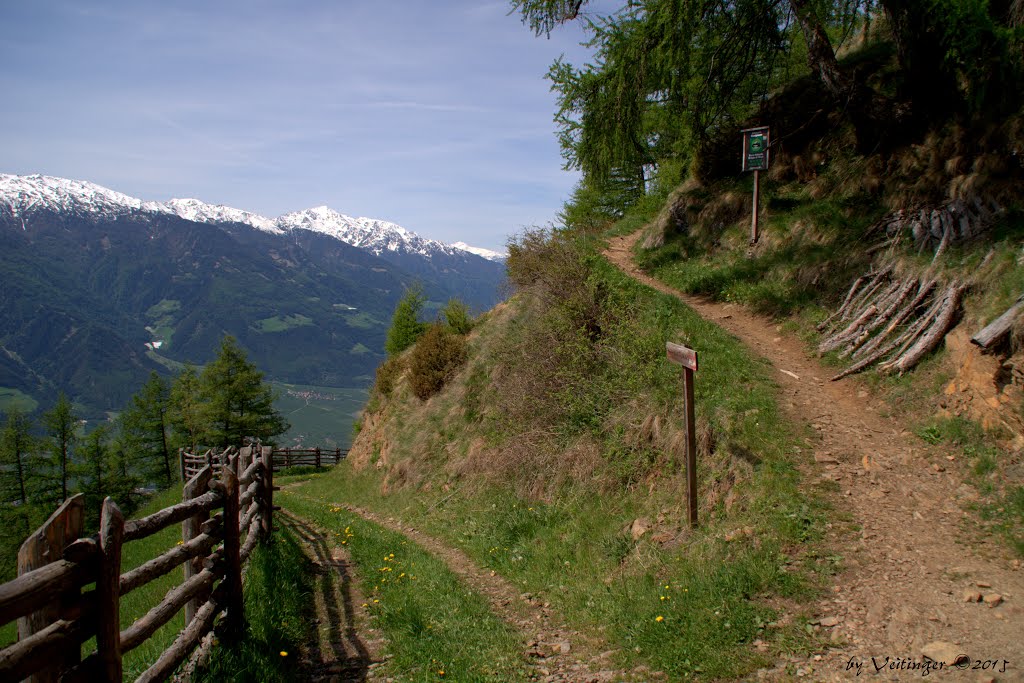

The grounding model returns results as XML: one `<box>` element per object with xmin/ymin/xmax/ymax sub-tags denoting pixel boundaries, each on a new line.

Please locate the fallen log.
<box><xmin>971</xmin><ymin>294</ymin><xmax>1024</xmax><ymax>350</ymax></box>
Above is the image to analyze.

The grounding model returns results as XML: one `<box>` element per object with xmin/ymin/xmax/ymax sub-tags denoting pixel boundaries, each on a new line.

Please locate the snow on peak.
<box><xmin>1</xmin><ymin>173</ymin><xmax>500</xmax><ymax>263</ymax></box>
<box><xmin>452</xmin><ymin>241</ymin><xmax>506</xmax><ymax>261</ymax></box>
<box><xmin>162</xmin><ymin>198</ymin><xmax>281</xmax><ymax>234</ymax></box>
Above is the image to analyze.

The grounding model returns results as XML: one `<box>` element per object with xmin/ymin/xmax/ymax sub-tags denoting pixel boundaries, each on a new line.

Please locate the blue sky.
<box><xmin>0</xmin><ymin>1</ymin><xmax>607</xmax><ymax>251</ymax></box>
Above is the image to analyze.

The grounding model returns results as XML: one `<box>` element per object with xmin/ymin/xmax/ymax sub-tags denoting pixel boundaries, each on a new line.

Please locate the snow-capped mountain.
<box><xmin>0</xmin><ymin>173</ymin><xmax>499</xmax><ymax>261</ymax></box>
<box><xmin>0</xmin><ymin>172</ymin><xmax>506</xmax><ymax>419</ymax></box>
<box><xmin>451</xmin><ymin>241</ymin><xmax>506</xmax><ymax>262</ymax></box>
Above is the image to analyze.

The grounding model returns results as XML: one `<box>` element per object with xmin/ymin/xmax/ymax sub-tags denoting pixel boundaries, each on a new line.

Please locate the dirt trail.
<box><xmin>277</xmin><ymin>509</ymin><xmax>387</xmax><ymax>682</ymax></box>
<box><xmin>339</xmin><ymin>503</ymin><xmax>642</xmax><ymax>683</ymax></box>
<box><xmin>605</xmin><ymin>231</ymin><xmax>1024</xmax><ymax>681</ymax></box>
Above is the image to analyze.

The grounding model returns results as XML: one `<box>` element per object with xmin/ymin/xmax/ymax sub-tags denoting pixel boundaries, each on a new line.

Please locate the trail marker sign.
<box><xmin>666</xmin><ymin>341</ymin><xmax>699</xmax><ymax>527</ymax></box>
<box><xmin>741</xmin><ymin>126</ymin><xmax>770</xmax><ymax>244</ymax></box>
<box><xmin>741</xmin><ymin>126</ymin><xmax>770</xmax><ymax>172</ymax></box>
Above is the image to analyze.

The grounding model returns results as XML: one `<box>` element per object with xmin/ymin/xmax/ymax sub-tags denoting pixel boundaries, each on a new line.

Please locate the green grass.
<box><xmin>254</xmin><ymin>314</ymin><xmax>315</xmax><ymax>333</ymax></box>
<box><xmin>344</xmin><ymin>312</ymin><xmax>384</xmax><ymax>330</ymax></box>
<box><xmin>278</xmin><ymin>489</ymin><xmax>526</xmax><ymax>682</ymax></box>
<box><xmin>0</xmin><ymin>387</ymin><xmax>38</xmax><ymax>413</ymax></box>
<box><xmin>194</xmin><ymin>527</ymin><xmax>315</xmax><ymax>682</ymax></box>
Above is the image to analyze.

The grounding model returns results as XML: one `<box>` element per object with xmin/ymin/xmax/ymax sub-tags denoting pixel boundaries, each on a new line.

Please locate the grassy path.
<box><xmin>606</xmin><ymin>230</ymin><xmax>1024</xmax><ymax>680</ymax></box>
<box><xmin>278</xmin><ymin>483</ymin><xmax>639</xmax><ymax>683</ymax></box>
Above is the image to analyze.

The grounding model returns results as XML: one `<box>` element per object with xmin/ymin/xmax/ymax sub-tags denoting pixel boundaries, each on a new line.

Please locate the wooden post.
<box><xmin>315</xmin><ymin>447</ymin><xmax>321</xmax><ymax>469</ymax></box>
<box><xmin>285</xmin><ymin>448</ymin><xmax>291</xmax><ymax>468</ymax></box>
<box><xmin>220</xmin><ymin>467</ymin><xmax>243</xmax><ymax>640</ymax></box>
<box><xmin>178</xmin><ymin>448</ymin><xmax>186</xmax><ymax>484</ymax></box>
<box><xmin>96</xmin><ymin>497</ymin><xmax>124</xmax><ymax>681</ymax></box>
<box><xmin>17</xmin><ymin>493</ymin><xmax>85</xmax><ymax>683</ymax></box>
<box><xmin>335</xmin><ymin>448</ymin><xmax>341</xmax><ymax>465</ymax></box>
<box><xmin>750</xmin><ymin>169</ymin><xmax>761</xmax><ymax>245</ymax></box>
<box><xmin>666</xmin><ymin>342</ymin><xmax>699</xmax><ymax>528</ymax></box>
<box><xmin>182</xmin><ymin>466</ymin><xmax>213</xmax><ymax>626</ymax></box>
<box><xmin>261</xmin><ymin>446</ymin><xmax>274</xmax><ymax>540</ymax></box>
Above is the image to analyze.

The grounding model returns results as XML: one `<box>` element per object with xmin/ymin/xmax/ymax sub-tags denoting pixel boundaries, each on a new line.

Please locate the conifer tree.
<box><xmin>121</xmin><ymin>372</ymin><xmax>174</xmax><ymax>487</ymax></box>
<box><xmin>385</xmin><ymin>284</ymin><xmax>428</xmax><ymax>355</ymax></box>
<box><xmin>170</xmin><ymin>365</ymin><xmax>204</xmax><ymax>452</ymax></box>
<box><xmin>42</xmin><ymin>393</ymin><xmax>77</xmax><ymax>502</ymax></box>
<box><xmin>0</xmin><ymin>410</ymin><xmax>36</xmax><ymax>505</ymax></box>
<box><xmin>199</xmin><ymin>336</ymin><xmax>288</xmax><ymax>447</ymax></box>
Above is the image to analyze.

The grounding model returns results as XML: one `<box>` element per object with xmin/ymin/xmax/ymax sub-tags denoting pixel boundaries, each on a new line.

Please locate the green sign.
<box><xmin>741</xmin><ymin>126</ymin><xmax>770</xmax><ymax>172</ymax></box>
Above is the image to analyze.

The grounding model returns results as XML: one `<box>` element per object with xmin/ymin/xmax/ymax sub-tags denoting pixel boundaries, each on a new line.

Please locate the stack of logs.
<box><xmin>818</xmin><ymin>268</ymin><xmax>966</xmax><ymax>380</ymax></box>
<box><xmin>874</xmin><ymin>196</ymin><xmax>1003</xmax><ymax>257</ymax></box>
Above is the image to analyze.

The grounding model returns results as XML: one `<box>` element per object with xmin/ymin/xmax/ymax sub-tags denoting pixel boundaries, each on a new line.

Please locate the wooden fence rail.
<box><xmin>0</xmin><ymin>443</ymin><xmax>276</xmax><ymax>683</ymax></box>
<box><xmin>271</xmin><ymin>446</ymin><xmax>347</xmax><ymax>471</ymax></box>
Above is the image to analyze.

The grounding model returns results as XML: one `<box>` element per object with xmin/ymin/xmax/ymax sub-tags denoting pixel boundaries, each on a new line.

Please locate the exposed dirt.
<box><xmin>605</xmin><ymin>230</ymin><xmax>1024</xmax><ymax>681</ymax></box>
<box><xmin>338</xmin><ymin>504</ymin><xmax>650</xmax><ymax>683</ymax></box>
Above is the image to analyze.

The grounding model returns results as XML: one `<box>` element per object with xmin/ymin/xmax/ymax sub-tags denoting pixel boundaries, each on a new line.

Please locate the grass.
<box><xmin>254</xmin><ymin>314</ymin><xmax>314</xmax><ymax>333</ymax></box>
<box><xmin>914</xmin><ymin>416</ymin><xmax>1024</xmax><ymax>556</ymax></box>
<box><xmin>278</xmin><ymin>488</ymin><xmax>527</xmax><ymax>682</ymax></box>
<box><xmin>194</xmin><ymin>527</ymin><xmax>315</xmax><ymax>682</ymax></box>
<box><xmin>272</xmin><ymin>381</ymin><xmax>369</xmax><ymax>449</ymax></box>
<box><xmin>296</xmin><ymin>245</ymin><xmax>828</xmax><ymax>679</ymax></box>
<box><xmin>0</xmin><ymin>386</ymin><xmax>38</xmax><ymax>413</ymax></box>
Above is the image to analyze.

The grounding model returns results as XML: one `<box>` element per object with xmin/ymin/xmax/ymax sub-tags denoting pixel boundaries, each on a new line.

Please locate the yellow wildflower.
<box><xmin>655</xmin><ymin>616</ymin><xmax>664</xmax><ymax>622</ymax></box>
<box><xmin>280</xmin><ymin>651</ymin><xmax>288</xmax><ymax>657</ymax></box>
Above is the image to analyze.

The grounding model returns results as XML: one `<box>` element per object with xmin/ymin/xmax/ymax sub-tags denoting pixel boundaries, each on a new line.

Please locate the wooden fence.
<box><xmin>180</xmin><ymin>446</ymin><xmax>347</xmax><ymax>481</ymax></box>
<box><xmin>0</xmin><ymin>444</ymin><xmax>275</xmax><ymax>682</ymax></box>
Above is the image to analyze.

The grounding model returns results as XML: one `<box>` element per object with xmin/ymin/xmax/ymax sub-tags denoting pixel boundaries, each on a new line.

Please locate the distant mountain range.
<box><xmin>0</xmin><ymin>173</ymin><xmax>506</xmax><ymax>418</ymax></box>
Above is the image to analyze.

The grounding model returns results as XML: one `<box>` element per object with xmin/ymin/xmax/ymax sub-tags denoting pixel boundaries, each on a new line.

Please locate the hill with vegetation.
<box><xmin>260</xmin><ymin>2</ymin><xmax>1024</xmax><ymax>680</ymax></box>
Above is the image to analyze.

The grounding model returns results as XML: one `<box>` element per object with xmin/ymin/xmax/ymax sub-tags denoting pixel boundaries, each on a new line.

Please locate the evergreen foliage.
<box><xmin>442</xmin><ymin>298</ymin><xmax>474</xmax><ymax>335</ymax></box>
<box><xmin>120</xmin><ymin>372</ymin><xmax>175</xmax><ymax>487</ymax></box>
<box><xmin>41</xmin><ymin>393</ymin><xmax>77</xmax><ymax>503</ymax></box>
<box><xmin>169</xmin><ymin>365</ymin><xmax>204</xmax><ymax>452</ymax></box>
<box><xmin>198</xmin><ymin>336</ymin><xmax>289</xmax><ymax>447</ymax></box>
<box><xmin>0</xmin><ymin>410</ymin><xmax>35</xmax><ymax>505</ymax></box>
<box><xmin>385</xmin><ymin>285</ymin><xmax>428</xmax><ymax>356</ymax></box>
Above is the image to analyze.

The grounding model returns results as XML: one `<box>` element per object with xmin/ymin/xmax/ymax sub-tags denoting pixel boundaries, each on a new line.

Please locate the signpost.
<box><xmin>741</xmin><ymin>126</ymin><xmax>770</xmax><ymax>245</ymax></box>
<box><xmin>666</xmin><ymin>341</ymin><xmax>699</xmax><ymax>528</ymax></box>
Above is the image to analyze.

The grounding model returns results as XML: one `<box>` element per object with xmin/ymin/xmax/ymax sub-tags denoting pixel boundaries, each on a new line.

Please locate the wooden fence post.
<box><xmin>315</xmin><ymin>447</ymin><xmax>321</xmax><ymax>469</ymax></box>
<box><xmin>96</xmin><ymin>497</ymin><xmax>124</xmax><ymax>681</ymax></box>
<box><xmin>285</xmin><ymin>447</ymin><xmax>291</xmax><ymax>468</ymax></box>
<box><xmin>182</xmin><ymin>466</ymin><xmax>213</xmax><ymax>626</ymax></box>
<box><xmin>261</xmin><ymin>446</ymin><xmax>274</xmax><ymax>540</ymax></box>
<box><xmin>178</xmin><ymin>448</ymin><xmax>186</xmax><ymax>483</ymax></box>
<box><xmin>335</xmin><ymin>448</ymin><xmax>341</xmax><ymax>465</ymax></box>
<box><xmin>17</xmin><ymin>493</ymin><xmax>85</xmax><ymax>683</ymax></box>
<box><xmin>220</xmin><ymin>467</ymin><xmax>243</xmax><ymax>640</ymax></box>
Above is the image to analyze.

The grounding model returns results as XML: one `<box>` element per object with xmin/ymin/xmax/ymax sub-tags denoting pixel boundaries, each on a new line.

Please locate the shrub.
<box><xmin>374</xmin><ymin>356</ymin><xmax>405</xmax><ymax>396</ymax></box>
<box><xmin>408</xmin><ymin>324</ymin><xmax>468</xmax><ymax>400</ymax></box>
<box><xmin>443</xmin><ymin>298</ymin><xmax>473</xmax><ymax>335</ymax></box>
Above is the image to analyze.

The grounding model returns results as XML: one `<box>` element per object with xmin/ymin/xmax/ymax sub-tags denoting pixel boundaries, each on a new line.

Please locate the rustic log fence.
<box><xmin>0</xmin><ymin>443</ymin><xmax>276</xmax><ymax>682</ymax></box>
<box><xmin>180</xmin><ymin>446</ymin><xmax>346</xmax><ymax>481</ymax></box>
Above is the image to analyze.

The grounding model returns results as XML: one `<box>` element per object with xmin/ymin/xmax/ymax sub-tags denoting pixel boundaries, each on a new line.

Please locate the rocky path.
<box><xmin>605</xmin><ymin>231</ymin><xmax>1024</xmax><ymax>681</ymax></box>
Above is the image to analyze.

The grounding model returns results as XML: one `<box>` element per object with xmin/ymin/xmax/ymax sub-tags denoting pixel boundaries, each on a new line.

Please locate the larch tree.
<box><xmin>120</xmin><ymin>372</ymin><xmax>174</xmax><ymax>487</ymax></box>
<box><xmin>42</xmin><ymin>393</ymin><xmax>77</xmax><ymax>502</ymax></box>
<box><xmin>0</xmin><ymin>409</ymin><xmax>36</xmax><ymax>505</ymax></box>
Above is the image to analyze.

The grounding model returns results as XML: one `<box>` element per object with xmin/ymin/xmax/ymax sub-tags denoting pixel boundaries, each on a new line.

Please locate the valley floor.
<box><xmin>606</xmin><ymin>230</ymin><xmax>1024</xmax><ymax>680</ymax></box>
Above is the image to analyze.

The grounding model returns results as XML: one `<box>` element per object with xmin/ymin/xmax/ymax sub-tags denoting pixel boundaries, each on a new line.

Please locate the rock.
<box><xmin>630</xmin><ymin>518</ymin><xmax>650</xmax><ymax>540</ymax></box>
<box><xmin>976</xmin><ymin>581</ymin><xmax>992</xmax><ymax>588</ymax></box>
<box><xmin>962</xmin><ymin>590</ymin><xmax>983</xmax><ymax>603</ymax></box>
<box><xmin>818</xmin><ymin>616</ymin><xmax>841</xmax><ymax>627</ymax></box>
<box><xmin>982</xmin><ymin>593</ymin><xmax>1003</xmax><ymax>607</ymax></box>
<box><xmin>921</xmin><ymin>641</ymin><xmax>963</xmax><ymax>665</ymax></box>
<box><xmin>551</xmin><ymin>640</ymin><xmax>571</xmax><ymax>654</ymax></box>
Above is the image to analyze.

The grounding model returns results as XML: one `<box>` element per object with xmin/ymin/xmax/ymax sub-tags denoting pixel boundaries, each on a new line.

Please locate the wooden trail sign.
<box><xmin>741</xmin><ymin>126</ymin><xmax>770</xmax><ymax>245</ymax></box>
<box><xmin>666</xmin><ymin>341</ymin><xmax>699</xmax><ymax>527</ymax></box>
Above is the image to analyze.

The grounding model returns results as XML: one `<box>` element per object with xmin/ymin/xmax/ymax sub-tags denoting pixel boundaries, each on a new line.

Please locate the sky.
<box><xmin>0</xmin><ymin>1</ymin><xmax>609</xmax><ymax>252</ymax></box>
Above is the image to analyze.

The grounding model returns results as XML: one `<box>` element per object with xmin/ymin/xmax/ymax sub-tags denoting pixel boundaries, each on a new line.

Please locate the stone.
<box><xmin>962</xmin><ymin>590</ymin><xmax>983</xmax><ymax>603</ymax></box>
<box><xmin>630</xmin><ymin>518</ymin><xmax>650</xmax><ymax>540</ymax></box>
<box><xmin>921</xmin><ymin>641</ymin><xmax>963</xmax><ymax>666</ymax></box>
<box><xmin>552</xmin><ymin>641</ymin><xmax>571</xmax><ymax>654</ymax></box>
<box><xmin>818</xmin><ymin>616</ymin><xmax>841</xmax><ymax>627</ymax></box>
<box><xmin>982</xmin><ymin>593</ymin><xmax>1003</xmax><ymax>607</ymax></box>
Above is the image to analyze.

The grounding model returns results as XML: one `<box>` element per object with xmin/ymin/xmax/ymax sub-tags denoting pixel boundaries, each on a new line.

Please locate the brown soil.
<box><xmin>605</xmin><ymin>230</ymin><xmax>1024</xmax><ymax>681</ymax></box>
